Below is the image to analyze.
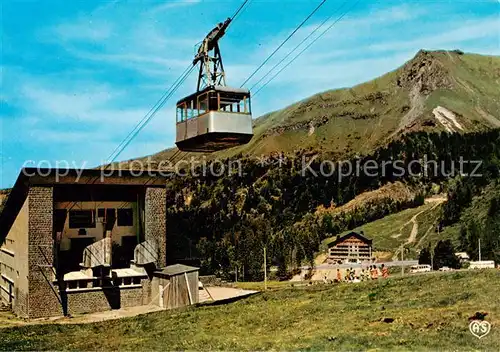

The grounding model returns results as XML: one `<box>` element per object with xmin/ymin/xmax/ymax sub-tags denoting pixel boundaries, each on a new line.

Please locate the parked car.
<box><xmin>410</xmin><ymin>264</ymin><xmax>431</xmax><ymax>273</ymax></box>
<box><xmin>439</xmin><ymin>266</ymin><xmax>451</xmax><ymax>271</ymax></box>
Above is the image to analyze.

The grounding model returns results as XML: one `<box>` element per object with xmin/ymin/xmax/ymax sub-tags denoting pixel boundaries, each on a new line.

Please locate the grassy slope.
<box><xmin>230</xmin><ymin>51</ymin><xmax>500</xmax><ymax>158</ymax></box>
<box><xmin>0</xmin><ymin>190</ymin><xmax>10</xmax><ymax>214</ymax></box>
<box><xmin>321</xmin><ymin>200</ymin><xmax>451</xmax><ymax>260</ymax></box>
<box><xmin>141</xmin><ymin>50</ymin><xmax>500</xmax><ymax>164</ymax></box>
<box><xmin>318</xmin><ymin>180</ymin><xmax>500</xmax><ymax>263</ymax></box>
<box><xmin>1</xmin><ymin>271</ymin><xmax>499</xmax><ymax>350</ymax></box>
<box><xmin>425</xmin><ymin>52</ymin><xmax>500</xmax><ymax>131</ymax></box>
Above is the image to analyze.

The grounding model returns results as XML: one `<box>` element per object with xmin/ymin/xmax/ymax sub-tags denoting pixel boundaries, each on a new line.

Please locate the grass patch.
<box><xmin>1</xmin><ymin>271</ymin><xmax>499</xmax><ymax>351</ymax></box>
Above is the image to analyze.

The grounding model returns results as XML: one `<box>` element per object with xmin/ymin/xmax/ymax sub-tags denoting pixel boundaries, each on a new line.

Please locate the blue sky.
<box><xmin>1</xmin><ymin>0</ymin><xmax>499</xmax><ymax>188</ymax></box>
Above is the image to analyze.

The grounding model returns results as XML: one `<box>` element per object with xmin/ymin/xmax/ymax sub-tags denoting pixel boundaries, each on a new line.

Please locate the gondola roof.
<box><xmin>177</xmin><ymin>85</ymin><xmax>250</xmax><ymax>105</ymax></box>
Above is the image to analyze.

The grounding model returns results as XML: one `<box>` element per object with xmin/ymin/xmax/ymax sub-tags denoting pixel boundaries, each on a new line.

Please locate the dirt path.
<box><xmin>0</xmin><ymin>305</ymin><xmax>165</xmax><ymax>328</ymax></box>
<box><xmin>392</xmin><ymin>198</ymin><xmax>446</xmax><ymax>260</ymax></box>
<box><xmin>406</xmin><ymin>213</ymin><xmax>420</xmax><ymax>244</ymax></box>
<box><xmin>424</xmin><ymin>196</ymin><xmax>447</xmax><ymax>203</ymax></box>
<box><xmin>408</xmin><ymin>200</ymin><xmax>445</xmax><ymax>243</ymax></box>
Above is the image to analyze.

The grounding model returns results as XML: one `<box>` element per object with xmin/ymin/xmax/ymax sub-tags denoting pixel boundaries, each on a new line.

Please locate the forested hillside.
<box><xmin>446</xmin><ymin>180</ymin><xmax>500</xmax><ymax>263</ymax></box>
<box><xmin>165</xmin><ymin>130</ymin><xmax>500</xmax><ymax>279</ymax></box>
<box><xmin>118</xmin><ymin>50</ymin><xmax>500</xmax><ymax>280</ymax></box>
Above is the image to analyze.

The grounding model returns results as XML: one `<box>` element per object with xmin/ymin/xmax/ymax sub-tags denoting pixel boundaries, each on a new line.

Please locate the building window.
<box><xmin>69</xmin><ymin>210</ymin><xmax>95</xmax><ymax>229</ymax></box>
<box><xmin>97</xmin><ymin>208</ymin><xmax>106</xmax><ymax>218</ymax></box>
<box><xmin>117</xmin><ymin>209</ymin><xmax>133</xmax><ymax>227</ymax></box>
<box><xmin>54</xmin><ymin>209</ymin><xmax>67</xmax><ymax>232</ymax></box>
<box><xmin>97</xmin><ymin>208</ymin><xmax>117</xmax><ymax>227</ymax></box>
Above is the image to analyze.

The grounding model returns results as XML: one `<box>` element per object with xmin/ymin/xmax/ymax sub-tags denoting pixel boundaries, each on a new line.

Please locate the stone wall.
<box><xmin>121</xmin><ymin>287</ymin><xmax>145</xmax><ymax>308</ymax></box>
<box><xmin>145</xmin><ymin>188</ymin><xmax>166</xmax><ymax>268</ymax></box>
<box><xmin>12</xmin><ymin>288</ymin><xmax>28</xmax><ymax>318</ymax></box>
<box><xmin>67</xmin><ymin>289</ymin><xmax>115</xmax><ymax>315</ymax></box>
<box><xmin>18</xmin><ymin>186</ymin><xmax>166</xmax><ymax>318</ymax></box>
<box><xmin>27</xmin><ymin>187</ymin><xmax>63</xmax><ymax>318</ymax></box>
<box><xmin>66</xmin><ymin>287</ymin><xmax>145</xmax><ymax>315</ymax></box>
<box><xmin>141</xmin><ymin>278</ymin><xmax>152</xmax><ymax>305</ymax></box>
<box><xmin>199</xmin><ymin>275</ymin><xmax>222</xmax><ymax>287</ymax></box>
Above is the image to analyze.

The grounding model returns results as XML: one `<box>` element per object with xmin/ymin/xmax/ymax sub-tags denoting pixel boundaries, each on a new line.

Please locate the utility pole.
<box><xmin>264</xmin><ymin>246</ymin><xmax>267</xmax><ymax>290</ymax></box>
<box><xmin>401</xmin><ymin>245</ymin><xmax>404</xmax><ymax>277</ymax></box>
<box><xmin>431</xmin><ymin>247</ymin><xmax>434</xmax><ymax>271</ymax></box>
<box><xmin>478</xmin><ymin>238</ymin><xmax>482</xmax><ymax>261</ymax></box>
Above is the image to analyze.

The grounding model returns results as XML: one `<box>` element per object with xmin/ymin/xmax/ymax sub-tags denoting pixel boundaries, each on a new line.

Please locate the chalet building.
<box><xmin>0</xmin><ymin>168</ymin><xmax>199</xmax><ymax>319</ymax></box>
<box><xmin>327</xmin><ymin>231</ymin><xmax>374</xmax><ymax>264</ymax></box>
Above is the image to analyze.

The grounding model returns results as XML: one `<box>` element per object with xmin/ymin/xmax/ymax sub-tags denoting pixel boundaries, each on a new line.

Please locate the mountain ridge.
<box><xmin>130</xmin><ymin>49</ymin><xmax>499</xmax><ymax>168</ymax></box>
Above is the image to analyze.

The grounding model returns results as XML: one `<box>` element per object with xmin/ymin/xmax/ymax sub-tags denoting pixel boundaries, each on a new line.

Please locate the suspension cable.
<box><xmin>64</xmin><ymin>0</ymin><xmax>253</xmax><ymax>213</ymax></box>
<box><xmin>230</xmin><ymin>0</ymin><xmax>250</xmax><ymax>22</ymax></box>
<box><xmin>254</xmin><ymin>0</ymin><xmax>361</xmax><ymax>97</ymax></box>
<box><xmin>240</xmin><ymin>0</ymin><xmax>327</xmax><ymax>88</ymax></box>
<box><xmin>106</xmin><ymin>62</ymin><xmax>193</xmax><ymax>164</ymax></box>
<box><xmin>107</xmin><ymin>65</ymin><xmax>196</xmax><ymax>165</ymax></box>
<box><xmin>66</xmin><ymin>67</ymin><xmax>195</xmax><ymax>212</ymax></box>
<box><xmin>106</xmin><ymin>0</ymin><xmax>251</xmax><ymax>165</ymax></box>
<box><xmin>250</xmin><ymin>0</ymin><xmax>350</xmax><ymax>93</ymax></box>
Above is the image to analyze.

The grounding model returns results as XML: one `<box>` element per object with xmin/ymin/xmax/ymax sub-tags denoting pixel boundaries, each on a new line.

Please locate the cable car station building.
<box><xmin>0</xmin><ymin>15</ymin><xmax>256</xmax><ymax>320</ymax></box>
<box><xmin>0</xmin><ymin>168</ymin><xmax>180</xmax><ymax>319</ymax></box>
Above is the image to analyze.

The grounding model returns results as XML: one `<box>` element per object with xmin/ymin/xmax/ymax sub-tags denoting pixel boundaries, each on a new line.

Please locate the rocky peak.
<box><xmin>396</xmin><ymin>50</ymin><xmax>453</xmax><ymax>94</ymax></box>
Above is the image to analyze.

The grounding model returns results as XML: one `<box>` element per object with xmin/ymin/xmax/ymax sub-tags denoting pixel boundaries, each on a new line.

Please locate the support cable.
<box><xmin>254</xmin><ymin>0</ymin><xmax>361</xmax><ymax>97</ymax></box>
<box><xmin>249</xmin><ymin>0</ymin><xmax>350</xmax><ymax>92</ymax></box>
<box><xmin>240</xmin><ymin>0</ymin><xmax>327</xmax><ymax>88</ymax></box>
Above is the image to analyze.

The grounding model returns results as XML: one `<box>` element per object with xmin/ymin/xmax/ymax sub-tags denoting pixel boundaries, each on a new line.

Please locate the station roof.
<box><xmin>155</xmin><ymin>264</ymin><xmax>199</xmax><ymax>277</ymax></box>
<box><xmin>0</xmin><ymin>167</ymin><xmax>167</xmax><ymax>242</ymax></box>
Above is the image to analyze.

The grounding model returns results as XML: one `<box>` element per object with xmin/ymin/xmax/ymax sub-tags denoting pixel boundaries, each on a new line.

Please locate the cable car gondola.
<box><xmin>175</xmin><ymin>18</ymin><xmax>253</xmax><ymax>153</ymax></box>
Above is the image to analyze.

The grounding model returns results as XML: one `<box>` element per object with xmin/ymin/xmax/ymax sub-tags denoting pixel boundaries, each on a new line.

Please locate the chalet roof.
<box><xmin>327</xmin><ymin>231</ymin><xmax>372</xmax><ymax>248</ymax></box>
<box><xmin>0</xmin><ymin>167</ymin><xmax>166</xmax><ymax>242</ymax></box>
<box><xmin>155</xmin><ymin>264</ymin><xmax>199</xmax><ymax>277</ymax></box>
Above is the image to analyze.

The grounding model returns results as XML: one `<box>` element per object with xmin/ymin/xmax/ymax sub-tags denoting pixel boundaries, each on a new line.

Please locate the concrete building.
<box><xmin>327</xmin><ymin>231</ymin><xmax>374</xmax><ymax>264</ymax></box>
<box><xmin>0</xmin><ymin>168</ymin><xmax>177</xmax><ymax>319</ymax></box>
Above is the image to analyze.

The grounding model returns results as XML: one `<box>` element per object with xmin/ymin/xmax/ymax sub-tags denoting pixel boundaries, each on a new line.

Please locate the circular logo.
<box><xmin>469</xmin><ymin>320</ymin><xmax>491</xmax><ymax>339</ymax></box>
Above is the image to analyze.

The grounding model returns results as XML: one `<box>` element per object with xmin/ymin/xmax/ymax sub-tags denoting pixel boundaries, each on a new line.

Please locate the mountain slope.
<box><xmin>228</xmin><ymin>50</ymin><xmax>500</xmax><ymax>158</ymax></box>
<box><xmin>112</xmin><ymin>50</ymin><xmax>500</xmax><ymax>281</ymax></box>
<box><xmin>140</xmin><ymin>49</ymin><xmax>499</xmax><ymax>165</ymax></box>
<box><xmin>320</xmin><ymin>198</ymin><xmax>447</xmax><ymax>262</ymax></box>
